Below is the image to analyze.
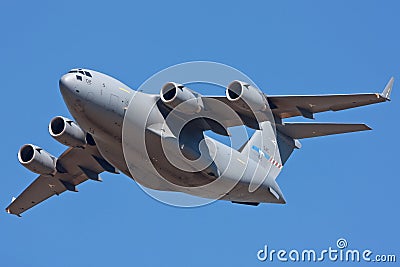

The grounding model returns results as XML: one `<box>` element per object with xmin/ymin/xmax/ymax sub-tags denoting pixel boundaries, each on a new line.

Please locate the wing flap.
<box><xmin>277</xmin><ymin>123</ymin><xmax>371</xmax><ymax>139</ymax></box>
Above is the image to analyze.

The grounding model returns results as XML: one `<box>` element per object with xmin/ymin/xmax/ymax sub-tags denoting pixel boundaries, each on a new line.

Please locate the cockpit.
<box><xmin>68</xmin><ymin>69</ymin><xmax>92</xmax><ymax>81</ymax></box>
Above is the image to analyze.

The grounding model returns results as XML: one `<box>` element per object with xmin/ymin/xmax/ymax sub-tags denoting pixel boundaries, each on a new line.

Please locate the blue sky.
<box><xmin>1</xmin><ymin>1</ymin><xmax>399</xmax><ymax>266</ymax></box>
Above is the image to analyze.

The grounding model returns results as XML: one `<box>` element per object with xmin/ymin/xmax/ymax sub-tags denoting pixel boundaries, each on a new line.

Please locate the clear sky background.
<box><xmin>1</xmin><ymin>1</ymin><xmax>399</xmax><ymax>266</ymax></box>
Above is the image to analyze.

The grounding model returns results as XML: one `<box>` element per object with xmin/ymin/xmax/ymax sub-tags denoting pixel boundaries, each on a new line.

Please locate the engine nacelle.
<box><xmin>49</xmin><ymin>116</ymin><xmax>87</xmax><ymax>147</ymax></box>
<box><xmin>18</xmin><ymin>144</ymin><xmax>57</xmax><ymax>175</ymax></box>
<box><xmin>226</xmin><ymin>80</ymin><xmax>267</xmax><ymax>112</ymax></box>
<box><xmin>160</xmin><ymin>82</ymin><xmax>203</xmax><ymax>114</ymax></box>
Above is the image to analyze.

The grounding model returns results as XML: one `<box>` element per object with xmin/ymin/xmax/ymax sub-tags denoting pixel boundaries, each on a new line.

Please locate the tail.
<box><xmin>238</xmin><ymin>121</ymin><xmax>298</xmax><ymax>193</ymax></box>
<box><xmin>239</xmin><ymin>121</ymin><xmax>299</xmax><ymax>166</ymax></box>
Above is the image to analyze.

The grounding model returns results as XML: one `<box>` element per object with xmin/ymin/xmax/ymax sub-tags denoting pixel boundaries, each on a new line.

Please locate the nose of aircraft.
<box><xmin>59</xmin><ymin>73</ymin><xmax>75</xmax><ymax>94</ymax></box>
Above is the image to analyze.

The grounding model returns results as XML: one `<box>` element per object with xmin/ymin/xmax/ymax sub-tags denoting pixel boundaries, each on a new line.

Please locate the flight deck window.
<box><xmin>68</xmin><ymin>70</ymin><xmax>77</xmax><ymax>73</ymax></box>
<box><xmin>84</xmin><ymin>71</ymin><xmax>92</xmax><ymax>77</ymax></box>
<box><xmin>76</xmin><ymin>75</ymin><xmax>82</xmax><ymax>81</ymax></box>
<box><xmin>78</xmin><ymin>70</ymin><xmax>85</xmax><ymax>75</ymax></box>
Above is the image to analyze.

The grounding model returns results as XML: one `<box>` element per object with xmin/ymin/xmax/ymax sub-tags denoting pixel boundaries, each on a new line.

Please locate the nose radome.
<box><xmin>59</xmin><ymin>74</ymin><xmax>75</xmax><ymax>93</ymax></box>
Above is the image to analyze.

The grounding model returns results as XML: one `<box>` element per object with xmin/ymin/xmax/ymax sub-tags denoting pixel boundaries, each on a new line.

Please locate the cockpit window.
<box><xmin>69</xmin><ymin>69</ymin><xmax>92</xmax><ymax>78</ymax></box>
<box><xmin>76</xmin><ymin>75</ymin><xmax>82</xmax><ymax>81</ymax></box>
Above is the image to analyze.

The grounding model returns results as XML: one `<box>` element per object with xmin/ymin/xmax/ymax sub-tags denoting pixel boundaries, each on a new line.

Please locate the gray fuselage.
<box><xmin>58</xmin><ymin>69</ymin><xmax>285</xmax><ymax>204</ymax></box>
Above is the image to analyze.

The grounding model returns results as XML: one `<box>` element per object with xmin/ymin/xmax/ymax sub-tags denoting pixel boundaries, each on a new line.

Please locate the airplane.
<box><xmin>6</xmin><ymin>68</ymin><xmax>394</xmax><ymax>216</ymax></box>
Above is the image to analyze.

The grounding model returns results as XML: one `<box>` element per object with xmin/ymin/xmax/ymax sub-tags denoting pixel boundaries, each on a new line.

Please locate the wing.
<box><xmin>199</xmin><ymin>78</ymin><xmax>393</xmax><ymax>129</ymax></box>
<box><xmin>156</xmin><ymin>97</ymin><xmax>266</xmax><ymax>134</ymax></box>
<box><xmin>6</xmin><ymin>145</ymin><xmax>117</xmax><ymax>216</ymax></box>
<box><xmin>268</xmin><ymin>77</ymin><xmax>394</xmax><ymax>119</ymax></box>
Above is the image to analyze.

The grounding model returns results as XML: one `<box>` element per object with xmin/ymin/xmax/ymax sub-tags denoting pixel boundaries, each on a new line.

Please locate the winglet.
<box><xmin>381</xmin><ymin>77</ymin><xmax>394</xmax><ymax>100</ymax></box>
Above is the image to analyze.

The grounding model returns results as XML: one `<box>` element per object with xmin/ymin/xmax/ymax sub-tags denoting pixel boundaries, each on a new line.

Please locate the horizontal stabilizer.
<box><xmin>277</xmin><ymin>123</ymin><xmax>371</xmax><ymax>139</ymax></box>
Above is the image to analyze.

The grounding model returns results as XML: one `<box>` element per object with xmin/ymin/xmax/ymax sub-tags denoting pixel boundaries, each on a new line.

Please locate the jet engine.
<box><xmin>49</xmin><ymin>116</ymin><xmax>87</xmax><ymax>147</ymax></box>
<box><xmin>18</xmin><ymin>144</ymin><xmax>57</xmax><ymax>175</ymax></box>
<box><xmin>160</xmin><ymin>82</ymin><xmax>203</xmax><ymax>114</ymax></box>
<box><xmin>226</xmin><ymin>80</ymin><xmax>267</xmax><ymax>112</ymax></box>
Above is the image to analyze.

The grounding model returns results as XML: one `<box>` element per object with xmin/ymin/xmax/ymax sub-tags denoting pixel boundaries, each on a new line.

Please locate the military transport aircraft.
<box><xmin>6</xmin><ymin>69</ymin><xmax>394</xmax><ymax>216</ymax></box>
